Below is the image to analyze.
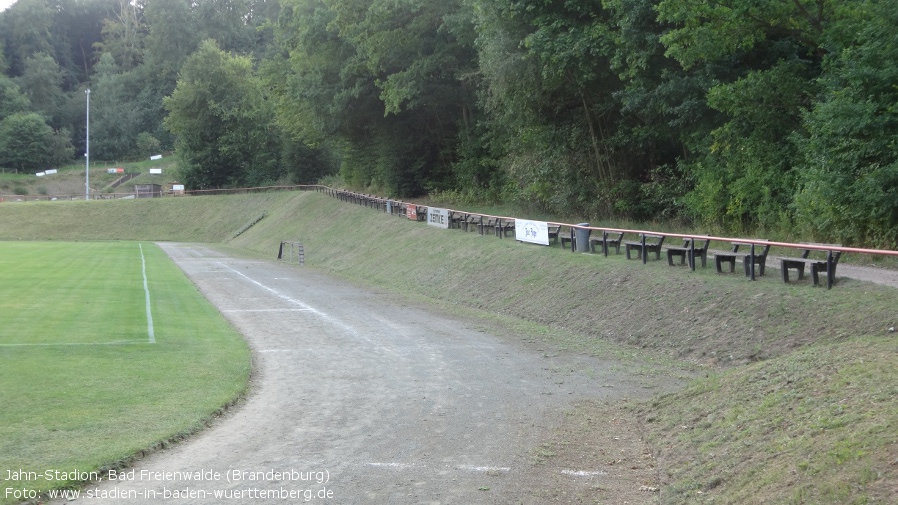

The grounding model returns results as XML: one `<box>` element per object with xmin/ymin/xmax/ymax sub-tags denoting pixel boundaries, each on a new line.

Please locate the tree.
<box><xmin>0</xmin><ymin>111</ymin><xmax>65</xmax><ymax>171</ymax></box>
<box><xmin>794</xmin><ymin>0</ymin><xmax>898</xmax><ymax>247</ymax></box>
<box><xmin>0</xmin><ymin>74</ymin><xmax>31</xmax><ymax>119</ymax></box>
<box><xmin>268</xmin><ymin>0</ymin><xmax>479</xmax><ymax>196</ymax></box>
<box><xmin>89</xmin><ymin>53</ymin><xmax>142</xmax><ymax>160</ymax></box>
<box><xmin>655</xmin><ymin>0</ymin><xmax>848</xmax><ymax>231</ymax></box>
<box><xmin>93</xmin><ymin>0</ymin><xmax>146</xmax><ymax>71</ymax></box>
<box><xmin>164</xmin><ymin>39</ymin><xmax>280</xmax><ymax>189</ymax></box>
<box><xmin>15</xmin><ymin>52</ymin><xmax>65</xmax><ymax>127</ymax></box>
<box><xmin>0</xmin><ymin>0</ymin><xmax>55</xmax><ymax>76</ymax></box>
<box><xmin>471</xmin><ymin>0</ymin><xmax>646</xmax><ymax>215</ymax></box>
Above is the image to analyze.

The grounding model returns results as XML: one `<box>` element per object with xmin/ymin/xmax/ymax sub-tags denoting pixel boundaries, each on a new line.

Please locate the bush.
<box><xmin>13</xmin><ymin>186</ymin><xmax>28</xmax><ymax>195</ymax></box>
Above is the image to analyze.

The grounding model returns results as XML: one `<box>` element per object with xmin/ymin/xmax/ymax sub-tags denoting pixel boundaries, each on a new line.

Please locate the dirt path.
<box><xmin>51</xmin><ymin>243</ymin><xmax>673</xmax><ymax>505</ymax></box>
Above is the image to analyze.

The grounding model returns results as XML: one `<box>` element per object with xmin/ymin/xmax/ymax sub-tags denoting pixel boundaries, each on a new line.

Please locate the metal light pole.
<box><xmin>85</xmin><ymin>88</ymin><xmax>90</xmax><ymax>200</ymax></box>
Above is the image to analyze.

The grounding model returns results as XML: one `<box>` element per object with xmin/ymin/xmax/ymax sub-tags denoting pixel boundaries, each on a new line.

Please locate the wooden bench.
<box><xmin>477</xmin><ymin>216</ymin><xmax>497</xmax><ymax>235</ymax></box>
<box><xmin>624</xmin><ymin>234</ymin><xmax>665</xmax><ymax>261</ymax></box>
<box><xmin>589</xmin><ymin>231</ymin><xmax>624</xmax><ymax>255</ymax></box>
<box><xmin>463</xmin><ymin>214</ymin><xmax>482</xmax><ymax>232</ymax></box>
<box><xmin>666</xmin><ymin>237</ymin><xmax>710</xmax><ymax>268</ymax></box>
<box><xmin>495</xmin><ymin>218</ymin><xmax>515</xmax><ymax>238</ymax></box>
<box><xmin>547</xmin><ymin>225</ymin><xmax>561</xmax><ymax>245</ymax></box>
<box><xmin>448</xmin><ymin>211</ymin><xmax>462</xmax><ymax>229</ymax></box>
<box><xmin>780</xmin><ymin>244</ymin><xmax>842</xmax><ymax>287</ymax></box>
<box><xmin>714</xmin><ymin>241</ymin><xmax>771</xmax><ymax>277</ymax></box>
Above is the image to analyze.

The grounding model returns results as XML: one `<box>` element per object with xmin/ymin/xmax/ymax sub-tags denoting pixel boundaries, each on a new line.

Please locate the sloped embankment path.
<box><xmin>53</xmin><ymin>242</ymin><xmax>680</xmax><ymax>505</ymax></box>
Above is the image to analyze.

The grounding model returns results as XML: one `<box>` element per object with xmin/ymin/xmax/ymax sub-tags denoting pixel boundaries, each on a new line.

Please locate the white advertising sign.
<box><xmin>172</xmin><ymin>184</ymin><xmax>185</xmax><ymax>191</ymax></box>
<box><xmin>150</xmin><ymin>154</ymin><xmax>163</xmax><ymax>160</ymax></box>
<box><xmin>36</xmin><ymin>172</ymin><xmax>46</xmax><ymax>177</ymax></box>
<box><xmin>427</xmin><ymin>207</ymin><xmax>450</xmax><ymax>229</ymax></box>
<box><xmin>515</xmin><ymin>219</ymin><xmax>550</xmax><ymax>245</ymax></box>
<box><xmin>45</xmin><ymin>169</ymin><xmax>57</xmax><ymax>175</ymax></box>
<box><xmin>149</xmin><ymin>168</ymin><xmax>162</xmax><ymax>174</ymax></box>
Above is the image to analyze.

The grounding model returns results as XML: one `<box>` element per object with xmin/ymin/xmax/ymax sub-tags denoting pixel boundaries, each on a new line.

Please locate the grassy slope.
<box><xmin>1</xmin><ymin>191</ymin><xmax>896</xmax><ymax>502</ymax></box>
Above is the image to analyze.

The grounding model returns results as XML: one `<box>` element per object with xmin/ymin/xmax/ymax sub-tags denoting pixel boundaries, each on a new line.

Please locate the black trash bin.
<box><xmin>575</xmin><ymin>223</ymin><xmax>591</xmax><ymax>252</ymax></box>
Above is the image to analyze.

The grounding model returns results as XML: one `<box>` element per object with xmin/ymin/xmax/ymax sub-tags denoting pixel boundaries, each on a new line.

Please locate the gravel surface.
<box><xmin>51</xmin><ymin>243</ymin><xmax>673</xmax><ymax>505</ymax></box>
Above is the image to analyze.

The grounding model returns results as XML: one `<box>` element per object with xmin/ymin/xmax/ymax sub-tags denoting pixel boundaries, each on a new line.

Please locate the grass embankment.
<box><xmin>0</xmin><ymin>242</ymin><xmax>250</xmax><ymax>505</ymax></box>
<box><xmin>0</xmin><ymin>158</ymin><xmax>177</xmax><ymax>198</ymax></box>
<box><xmin>1</xmin><ymin>191</ymin><xmax>896</xmax><ymax>503</ymax></box>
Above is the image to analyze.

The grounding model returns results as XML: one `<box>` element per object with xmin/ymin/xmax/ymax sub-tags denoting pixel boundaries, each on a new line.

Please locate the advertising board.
<box><xmin>515</xmin><ymin>219</ymin><xmax>550</xmax><ymax>245</ymax></box>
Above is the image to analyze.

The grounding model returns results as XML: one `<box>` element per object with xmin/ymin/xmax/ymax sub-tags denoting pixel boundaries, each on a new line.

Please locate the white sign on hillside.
<box><xmin>149</xmin><ymin>168</ymin><xmax>162</xmax><ymax>174</ymax></box>
<box><xmin>515</xmin><ymin>219</ymin><xmax>550</xmax><ymax>245</ymax></box>
<box><xmin>150</xmin><ymin>154</ymin><xmax>162</xmax><ymax>160</ymax></box>
<box><xmin>427</xmin><ymin>207</ymin><xmax>450</xmax><ymax>229</ymax></box>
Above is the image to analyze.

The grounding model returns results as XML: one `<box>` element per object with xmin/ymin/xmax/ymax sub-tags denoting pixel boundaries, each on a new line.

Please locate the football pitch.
<box><xmin>0</xmin><ymin>241</ymin><xmax>250</xmax><ymax>503</ymax></box>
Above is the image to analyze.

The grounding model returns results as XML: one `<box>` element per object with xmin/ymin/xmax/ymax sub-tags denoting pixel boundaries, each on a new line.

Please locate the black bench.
<box><xmin>714</xmin><ymin>241</ymin><xmax>771</xmax><ymax>277</ymax></box>
<box><xmin>547</xmin><ymin>225</ymin><xmax>561</xmax><ymax>245</ymax></box>
<box><xmin>560</xmin><ymin>229</ymin><xmax>574</xmax><ymax>249</ymax></box>
<box><xmin>624</xmin><ymin>234</ymin><xmax>665</xmax><ymax>261</ymax></box>
<box><xmin>667</xmin><ymin>237</ymin><xmax>710</xmax><ymax>269</ymax></box>
<box><xmin>589</xmin><ymin>231</ymin><xmax>624</xmax><ymax>255</ymax></box>
<box><xmin>781</xmin><ymin>244</ymin><xmax>842</xmax><ymax>288</ymax></box>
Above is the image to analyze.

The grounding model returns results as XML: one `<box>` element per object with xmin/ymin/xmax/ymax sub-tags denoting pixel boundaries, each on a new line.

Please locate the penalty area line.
<box><xmin>139</xmin><ymin>244</ymin><xmax>156</xmax><ymax>344</ymax></box>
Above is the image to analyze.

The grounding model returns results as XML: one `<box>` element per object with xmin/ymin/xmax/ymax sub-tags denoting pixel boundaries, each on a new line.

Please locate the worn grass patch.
<box><xmin>0</xmin><ymin>242</ymin><xmax>250</xmax><ymax>504</ymax></box>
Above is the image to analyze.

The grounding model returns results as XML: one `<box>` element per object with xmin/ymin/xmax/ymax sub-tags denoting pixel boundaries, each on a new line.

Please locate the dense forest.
<box><xmin>1</xmin><ymin>0</ymin><xmax>896</xmax><ymax>247</ymax></box>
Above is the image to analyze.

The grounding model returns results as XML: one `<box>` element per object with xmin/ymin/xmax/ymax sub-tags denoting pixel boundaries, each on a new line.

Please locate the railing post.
<box><xmin>827</xmin><ymin>250</ymin><xmax>833</xmax><ymax>290</ymax></box>
<box><xmin>641</xmin><ymin>235</ymin><xmax>647</xmax><ymax>265</ymax></box>
<box><xmin>749</xmin><ymin>244</ymin><xmax>756</xmax><ymax>280</ymax></box>
<box><xmin>690</xmin><ymin>239</ymin><xmax>696</xmax><ymax>271</ymax></box>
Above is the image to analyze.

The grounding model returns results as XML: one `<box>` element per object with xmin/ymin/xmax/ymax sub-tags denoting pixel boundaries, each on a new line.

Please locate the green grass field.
<box><xmin>0</xmin><ymin>241</ymin><xmax>250</xmax><ymax>504</ymax></box>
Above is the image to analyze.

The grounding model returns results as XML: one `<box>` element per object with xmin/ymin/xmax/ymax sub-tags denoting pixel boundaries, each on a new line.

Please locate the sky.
<box><xmin>0</xmin><ymin>0</ymin><xmax>15</xmax><ymax>13</ymax></box>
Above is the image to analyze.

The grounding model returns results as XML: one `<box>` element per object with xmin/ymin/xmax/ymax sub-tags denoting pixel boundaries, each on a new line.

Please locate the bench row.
<box><xmin>548</xmin><ymin>229</ymin><xmax>842</xmax><ymax>289</ymax></box>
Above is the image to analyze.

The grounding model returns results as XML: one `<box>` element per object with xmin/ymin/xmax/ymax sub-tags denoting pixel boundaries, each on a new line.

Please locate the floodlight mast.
<box><xmin>85</xmin><ymin>88</ymin><xmax>90</xmax><ymax>200</ymax></box>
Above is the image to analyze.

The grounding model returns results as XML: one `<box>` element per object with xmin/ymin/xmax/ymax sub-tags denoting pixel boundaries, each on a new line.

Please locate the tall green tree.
<box><xmin>268</xmin><ymin>0</ymin><xmax>477</xmax><ymax>196</ymax></box>
<box><xmin>0</xmin><ymin>0</ymin><xmax>55</xmax><ymax>76</ymax></box>
<box><xmin>89</xmin><ymin>53</ymin><xmax>142</xmax><ymax>159</ymax></box>
<box><xmin>94</xmin><ymin>0</ymin><xmax>146</xmax><ymax>71</ymax></box>
<box><xmin>0</xmin><ymin>111</ymin><xmax>72</xmax><ymax>171</ymax></box>
<box><xmin>794</xmin><ymin>0</ymin><xmax>898</xmax><ymax>247</ymax></box>
<box><xmin>0</xmin><ymin>74</ymin><xmax>31</xmax><ymax>119</ymax></box>
<box><xmin>472</xmin><ymin>0</ymin><xmax>643</xmax><ymax>215</ymax></box>
<box><xmin>655</xmin><ymin>0</ymin><xmax>847</xmax><ymax>231</ymax></box>
<box><xmin>15</xmin><ymin>52</ymin><xmax>65</xmax><ymax>127</ymax></box>
<box><xmin>164</xmin><ymin>39</ymin><xmax>280</xmax><ymax>189</ymax></box>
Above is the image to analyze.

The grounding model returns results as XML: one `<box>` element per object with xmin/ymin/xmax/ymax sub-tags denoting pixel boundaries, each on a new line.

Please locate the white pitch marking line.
<box><xmin>221</xmin><ymin>308</ymin><xmax>316</xmax><ymax>313</ymax></box>
<box><xmin>218</xmin><ymin>263</ymin><xmax>397</xmax><ymax>354</ymax></box>
<box><xmin>257</xmin><ymin>349</ymin><xmax>315</xmax><ymax>353</ymax></box>
<box><xmin>139</xmin><ymin>244</ymin><xmax>156</xmax><ymax>343</ymax></box>
<box><xmin>365</xmin><ymin>462</ymin><xmax>422</xmax><ymax>470</ymax></box>
<box><xmin>456</xmin><ymin>465</ymin><xmax>510</xmax><ymax>473</ymax></box>
<box><xmin>560</xmin><ymin>469</ymin><xmax>607</xmax><ymax>477</ymax></box>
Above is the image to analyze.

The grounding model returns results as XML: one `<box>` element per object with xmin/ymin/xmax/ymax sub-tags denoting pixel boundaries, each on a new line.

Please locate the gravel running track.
<box><xmin>51</xmin><ymin>242</ymin><xmax>668</xmax><ymax>505</ymax></box>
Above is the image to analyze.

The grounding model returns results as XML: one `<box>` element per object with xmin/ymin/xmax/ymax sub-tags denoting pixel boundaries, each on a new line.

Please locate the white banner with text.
<box><xmin>515</xmin><ymin>219</ymin><xmax>550</xmax><ymax>245</ymax></box>
<box><xmin>427</xmin><ymin>207</ymin><xmax>450</xmax><ymax>229</ymax></box>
